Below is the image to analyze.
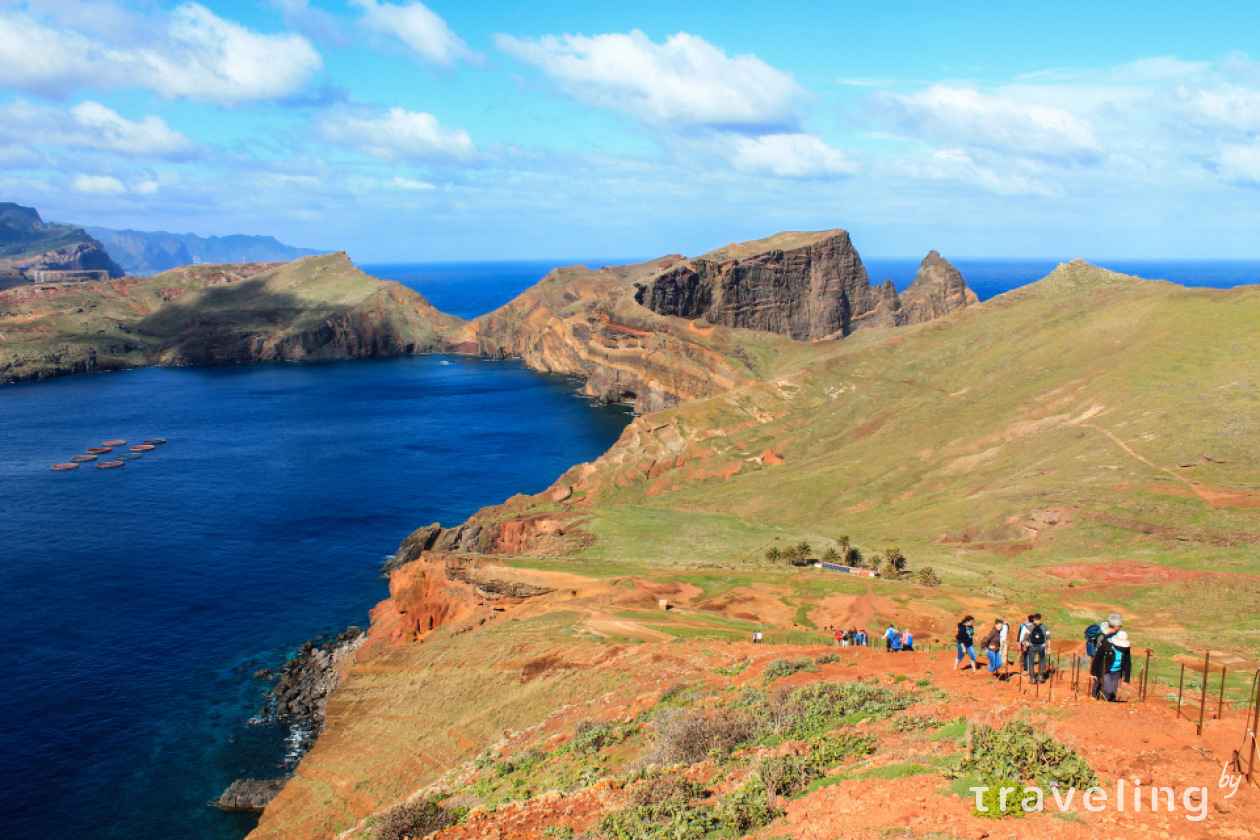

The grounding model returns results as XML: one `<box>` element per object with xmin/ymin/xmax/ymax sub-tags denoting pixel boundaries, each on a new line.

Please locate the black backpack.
<box><xmin>1029</xmin><ymin>624</ymin><xmax>1046</xmax><ymax>646</ymax></box>
<box><xmin>1084</xmin><ymin>624</ymin><xmax>1102</xmax><ymax>643</ymax></box>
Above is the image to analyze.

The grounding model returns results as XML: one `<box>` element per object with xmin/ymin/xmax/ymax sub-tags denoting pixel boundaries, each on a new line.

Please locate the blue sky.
<box><xmin>3</xmin><ymin>0</ymin><xmax>1260</xmax><ymax>262</ymax></box>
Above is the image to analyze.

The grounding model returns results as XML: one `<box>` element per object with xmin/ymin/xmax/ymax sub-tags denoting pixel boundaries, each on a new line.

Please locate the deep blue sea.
<box><xmin>3</xmin><ymin>257</ymin><xmax>1257</xmax><ymax>840</ymax></box>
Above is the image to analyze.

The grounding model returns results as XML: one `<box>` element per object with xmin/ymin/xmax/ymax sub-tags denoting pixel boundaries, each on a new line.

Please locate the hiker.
<box><xmin>900</xmin><ymin>627</ymin><xmax>914</xmax><ymax>652</ymax></box>
<box><xmin>753</xmin><ymin>630</ymin><xmax>763</xmax><ymax>644</ymax></box>
<box><xmin>954</xmin><ymin>615</ymin><xmax>978</xmax><ymax>671</ymax></box>
<box><xmin>890</xmin><ymin>628</ymin><xmax>904</xmax><ymax>652</ymax></box>
<box><xmin>1089</xmin><ymin>614</ymin><xmax>1129</xmax><ymax>699</ymax></box>
<box><xmin>835</xmin><ymin>627</ymin><xmax>845</xmax><ymax>646</ymax></box>
<box><xmin>851</xmin><ymin>627</ymin><xmax>862</xmax><ymax>647</ymax></box>
<box><xmin>857</xmin><ymin>629</ymin><xmax>868</xmax><ymax>646</ymax></box>
<box><xmin>1018</xmin><ymin>614</ymin><xmax>1035</xmax><ymax>673</ymax></box>
<box><xmin>999</xmin><ymin>619</ymin><xmax>1010</xmax><ymax>668</ymax></box>
<box><xmin>1026</xmin><ymin>614</ymin><xmax>1050</xmax><ymax>683</ymax></box>
<box><xmin>883</xmin><ymin>624</ymin><xmax>898</xmax><ymax>652</ymax></box>
<box><xmin>1084</xmin><ymin>620</ymin><xmax>1104</xmax><ymax>658</ymax></box>
<box><xmin>980</xmin><ymin>618</ymin><xmax>1004</xmax><ymax>674</ymax></box>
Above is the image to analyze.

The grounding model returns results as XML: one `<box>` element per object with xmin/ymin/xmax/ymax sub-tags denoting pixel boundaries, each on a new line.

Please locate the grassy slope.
<box><xmin>0</xmin><ymin>252</ymin><xmax>464</xmax><ymax>380</ymax></box>
<box><xmin>251</xmin><ymin>260</ymin><xmax>1260</xmax><ymax>840</ymax></box>
<box><xmin>494</xmin><ymin>261</ymin><xmax>1260</xmax><ymax>654</ymax></box>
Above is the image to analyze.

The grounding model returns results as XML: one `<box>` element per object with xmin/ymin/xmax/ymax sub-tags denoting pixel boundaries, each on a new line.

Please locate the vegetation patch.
<box><xmin>762</xmin><ymin>657</ymin><xmax>818</xmax><ymax>682</ymax></box>
<box><xmin>957</xmin><ymin>721</ymin><xmax>1097</xmax><ymax>789</ymax></box>
<box><xmin>371</xmin><ymin>796</ymin><xmax>463</xmax><ymax>840</ymax></box>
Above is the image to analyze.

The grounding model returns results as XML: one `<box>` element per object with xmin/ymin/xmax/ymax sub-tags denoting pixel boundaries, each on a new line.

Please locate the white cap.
<box><xmin>1111</xmin><ymin>630</ymin><xmax>1130</xmax><ymax>648</ymax></box>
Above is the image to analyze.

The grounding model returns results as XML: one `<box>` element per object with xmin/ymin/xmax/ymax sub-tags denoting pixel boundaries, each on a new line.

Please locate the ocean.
<box><xmin>3</xmin><ymin>257</ymin><xmax>1257</xmax><ymax>840</ymax></box>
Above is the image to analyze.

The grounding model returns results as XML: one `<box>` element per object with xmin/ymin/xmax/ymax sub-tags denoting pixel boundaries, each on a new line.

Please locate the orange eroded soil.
<box><xmin>421</xmin><ymin>644</ymin><xmax>1260</xmax><ymax>840</ymax></box>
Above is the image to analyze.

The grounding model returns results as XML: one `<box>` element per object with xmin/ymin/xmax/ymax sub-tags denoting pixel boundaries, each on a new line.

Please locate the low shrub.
<box><xmin>372</xmin><ymin>797</ymin><xmax>459</xmax><ymax>840</ymax></box>
<box><xmin>645</xmin><ymin>709</ymin><xmax>755</xmax><ymax>765</ymax></box>
<box><xmin>758</xmin><ymin>732</ymin><xmax>876</xmax><ymax>798</ymax></box>
<box><xmin>955</xmin><ymin>721</ymin><xmax>1098</xmax><ymax>790</ymax></box>
<box><xmin>756</xmin><ymin>680</ymin><xmax>916</xmax><ymax>739</ymax></box>
<box><xmin>890</xmin><ymin>714</ymin><xmax>944</xmax><ymax>734</ymax></box>
<box><xmin>762</xmin><ymin>657</ymin><xmax>817</xmax><ymax>682</ymax></box>
<box><xmin>600</xmin><ymin>777</ymin><xmax>716</xmax><ymax>840</ymax></box>
<box><xmin>971</xmin><ymin>778</ymin><xmax>1031</xmax><ymax>820</ymax></box>
<box><xmin>714</xmin><ymin>780</ymin><xmax>783</xmax><ymax>831</ymax></box>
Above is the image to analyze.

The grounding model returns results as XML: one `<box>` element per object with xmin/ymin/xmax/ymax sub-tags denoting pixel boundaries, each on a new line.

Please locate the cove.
<box><xmin>0</xmin><ymin>355</ymin><xmax>631</xmax><ymax>840</ymax></box>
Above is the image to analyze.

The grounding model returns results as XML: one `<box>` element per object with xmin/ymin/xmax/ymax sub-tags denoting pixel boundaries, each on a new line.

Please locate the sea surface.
<box><xmin>3</xmin><ymin>257</ymin><xmax>1258</xmax><ymax>840</ymax></box>
<box><xmin>0</xmin><ymin>355</ymin><xmax>630</xmax><ymax>838</ymax></box>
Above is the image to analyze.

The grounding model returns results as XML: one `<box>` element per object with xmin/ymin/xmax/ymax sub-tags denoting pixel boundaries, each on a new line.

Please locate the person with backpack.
<box><xmin>954</xmin><ymin>615</ymin><xmax>978</xmax><ymax>671</ymax></box>
<box><xmin>901</xmin><ymin>627</ymin><xmax>914</xmax><ymax>652</ymax></box>
<box><xmin>979</xmin><ymin>618</ymin><xmax>1004</xmax><ymax>674</ymax></box>
<box><xmin>883</xmin><ymin>624</ymin><xmax>898</xmax><ymax>652</ymax></box>
<box><xmin>1089</xmin><ymin>615</ymin><xmax>1127</xmax><ymax>698</ymax></box>
<box><xmin>1026</xmin><ymin>614</ymin><xmax>1050</xmax><ymax>683</ymax></box>
<box><xmin>1090</xmin><ymin>625</ymin><xmax>1132</xmax><ymax>701</ymax></box>
<box><xmin>1017</xmin><ymin>614</ymin><xmax>1035</xmax><ymax>673</ymax></box>
<box><xmin>1084</xmin><ymin>621</ymin><xmax>1105</xmax><ymax>658</ymax></box>
<box><xmin>999</xmin><ymin>619</ymin><xmax>1010</xmax><ymax>668</ymax></box>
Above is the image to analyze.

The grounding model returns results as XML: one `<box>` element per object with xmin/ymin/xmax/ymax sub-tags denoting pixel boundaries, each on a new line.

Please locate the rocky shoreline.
<box><xmin>212</xmin><ymin>626</ymin><xmax>365</xmax><ymax>813</ymax></box>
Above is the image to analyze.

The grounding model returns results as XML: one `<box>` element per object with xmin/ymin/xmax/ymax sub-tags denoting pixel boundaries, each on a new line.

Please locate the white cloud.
<box><xmin>1165</xmin><ymin>83</ymin><xmax>1260</xmax><ymax>136</ymax></box>
<box><xmin>388</xmin><ymin>177</ymin><xmax>436</xmax><ymax>190</ymax></box>
<box><xmin>878</xmin><ymin>85</ymin><xmax>1101</xmax><ymax>163</ymax></box>
<box><xmin>72</xmin><ymin>173</ymin><xmax>126</xmax><ymax>195</ymax></box>
<box><xmin>352</xmin><ymin>0</ymin><xmax>476</xmax><ymax>67</ymax></box>
<box><xmin>730</xmin><ymin>133</ymin><xmax>855</xmax><ymax>179</ymax></box>
<box><xmin>320</xmin><ymin>107</ymin><xmax>477</xmax><ymax>162</ymax></box>
<box><xmin>496</xmin><ymin>30</ymin><xmax>803</xmax><ymax>132</ymax></box>
<box><xmin>1216</xmin><ymin>144</ymin><xmax>1260</xmax><ymax>186</ymax></box>
<box><xmin>0</xmin><ymin>3</ymin><xmax>322</xmax><ymax>105</ymax></box>
<box><xmin>0</xmin><ymin>100</ymin><xmax>194</xmax><ymax>157</ymax></box>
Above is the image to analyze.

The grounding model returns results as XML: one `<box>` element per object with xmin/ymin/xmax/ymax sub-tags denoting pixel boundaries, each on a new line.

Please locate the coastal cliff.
<box><xmin>246</xmin><ymin>260</ymin><xmax>1260</xmax><ymax>840</ymax></box>
<box><xmin>633</xmin><ymin>232</ymin><xmax>976</xmax><ymax>339</ymax></box>
<box><xmin>0</xmin><ymin>252</ymin><xmax>464</xmax><ymax>384</ymax></box>
<box><xmin>0</xmin><ymin>202</ymin><xmax>124</xmax><ymax>289</ymax></box>
<box><xmin>456</xmin><ymin>231</ymin><xmax>976</xmax><ymax>413</ymax></box>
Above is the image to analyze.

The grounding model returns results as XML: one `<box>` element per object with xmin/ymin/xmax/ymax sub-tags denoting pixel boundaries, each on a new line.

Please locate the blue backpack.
<box><xmin>1084</xmin><ymin>624</ymin><xmax>1103</xmax><ymax>643</ymax></box>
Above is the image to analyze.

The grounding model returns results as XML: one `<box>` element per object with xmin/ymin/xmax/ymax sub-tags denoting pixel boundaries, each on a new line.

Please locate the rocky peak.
<box><xmin>898</xmin><ymin>250</ymin><xmax>979</xmax><ymax>323</ymax></box>
<box><xmin>633</xmin><ymin>232</ymin><xmax>976</xmax><ymax>340</ymax></box>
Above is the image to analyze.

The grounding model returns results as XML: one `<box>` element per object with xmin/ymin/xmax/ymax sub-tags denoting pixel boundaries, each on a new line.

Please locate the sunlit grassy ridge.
<box><xmin>480</xmin><ymin>261</ymin><xmax>1258</xmax><ymax>652</ymax></box>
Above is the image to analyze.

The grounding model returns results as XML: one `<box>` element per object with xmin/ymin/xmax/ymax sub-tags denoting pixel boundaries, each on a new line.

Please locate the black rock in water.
<box><xmin>213</xmin><ymin>778</ymin><xmax>286</xmax><ymax>812</ymax></box>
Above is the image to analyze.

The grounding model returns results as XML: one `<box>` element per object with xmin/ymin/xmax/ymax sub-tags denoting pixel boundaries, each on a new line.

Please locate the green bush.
<box><xmin>600</xmin><ymin>777</ymin><xmax>716</xmax><ymax>840</ymax></box>
<box><xmin>971</xmin><ymin>778</ymin><xmax>1031</xmax><ymax>820</ymax></box>
<box><xmin>955</xmin><ymin>721</ymin><xmax>1098</xmax><ymax>790</ymax></box>
<box><xmin>757</xmin><ymin>680</ymin><xmax>916</xmax><ymax>739</ymax></box>
<box><xmin>762</xmin><ymin>657</ymin><xmax>817</xmax><ymax>682</ymax></box>
<box><xmin>714</xmin><ymin>780</ymin><xmax>782</xmax><ymax>832</ymax></box>
<box><xmin>759</xmin><ymin>733</ymin><xmax>875</xmax><ymax>797</ymax></box>
<box><xmin>889</xmin><ymin>714</ymin><xmax>945</xmax><ymax>734</ymax></box>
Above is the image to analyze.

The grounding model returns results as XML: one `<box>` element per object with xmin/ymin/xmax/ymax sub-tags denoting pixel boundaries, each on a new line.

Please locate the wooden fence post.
<box><xmin>1197</xmin><ymin>651</ymin><xmax>1211</xmax><ymax>735</ymax></box>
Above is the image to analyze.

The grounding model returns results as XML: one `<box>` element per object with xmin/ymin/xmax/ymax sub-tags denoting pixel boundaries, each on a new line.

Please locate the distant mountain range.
<box><xmin>85</xmin><ymin>226</ymin><xmax>322</xmax><ymax>275</ymax></box>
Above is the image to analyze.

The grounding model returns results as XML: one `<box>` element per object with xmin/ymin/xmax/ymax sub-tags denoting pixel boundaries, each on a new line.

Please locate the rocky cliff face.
<box><xmin>456</xmin><ymin>258</ymin><xmax>756</xmax><ymax>414</ymax></box>
<box><xmin>899</xmin><ymin>250</ymin><xmax>980</xmax><ymax>323</ymax></box>
<box><xmin>460</xmin><ymin>232</ymin><xmax>976</xmax><ymax>413</ymax></box>
<box><xmin>634</xmin><ymin>232</ymin><xmax>976</xmax><ymax>339</ymax></box>
<box><xmin>634</xmin><ymin>230</ymin><xmax>882</xmax><ymax>339</ymax></box>
<box><xmin>0</xmin><ymin>202</ymin><xmax>124</xmax><ymax>283</ymax></box>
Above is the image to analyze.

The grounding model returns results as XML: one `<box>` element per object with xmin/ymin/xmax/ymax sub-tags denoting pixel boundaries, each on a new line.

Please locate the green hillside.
<box><xmin>472</xmin><ymin>260</ymin><xmax>1260</xmax><ymax>654</ymax></box>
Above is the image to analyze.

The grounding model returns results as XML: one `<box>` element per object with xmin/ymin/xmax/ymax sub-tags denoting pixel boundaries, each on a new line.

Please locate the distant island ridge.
<box><xmin>84</xmin><ymin>226</ymin><xmax>322</xmax><ymax>275</ymax></box>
